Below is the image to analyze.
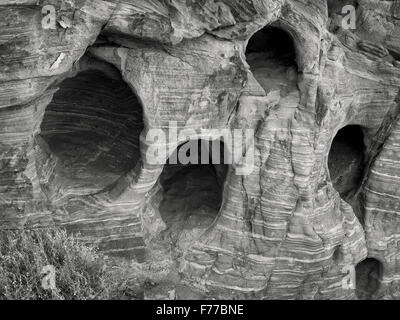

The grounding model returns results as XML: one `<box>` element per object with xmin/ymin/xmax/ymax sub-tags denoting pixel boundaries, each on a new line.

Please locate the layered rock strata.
<box><xmin>1</xmin><ymin>0</ymin><xmax>400</xmax><ymax>299</ymax></box>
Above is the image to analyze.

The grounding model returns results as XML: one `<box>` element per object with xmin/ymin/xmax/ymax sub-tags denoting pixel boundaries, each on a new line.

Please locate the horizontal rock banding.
<box><xmin>1</xmin><ymin>0</ymin><xmax>400</xmax><ymax>299</ymax></box>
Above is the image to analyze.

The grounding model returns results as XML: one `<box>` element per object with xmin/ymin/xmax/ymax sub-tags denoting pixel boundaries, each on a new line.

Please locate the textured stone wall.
<box><xmin>1</xmin><ymin>0</ymin><xmax>400</xmax><ymax>299</ymax></box>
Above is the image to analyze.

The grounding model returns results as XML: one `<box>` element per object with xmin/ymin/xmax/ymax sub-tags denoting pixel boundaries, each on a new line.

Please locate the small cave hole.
<box><xmin>328</xmin><ymin>125</ymin><xmax>366</xmax><ymax>202</ymax></box>
<box><xmin>332</xmin><ymin>246</ymin><xmax>342</xmax><ymax>262</ymax></box>
<box><xmin>355</xmin><ymin>258</ymin><xmax>383</xmax><ymax>300</ymax></box>
<box><xmin>39</xmin><ymin>63</ymin><xmax>144</xmax><ymax>195</ymax></box>
<box><xmin>158</xmin><ymin>139</ymin><xmax>228</xmax><ymax>250</ymax></box>
<box><xmin>245</xmin><ymin>26</ymin><xmax>298</xmax><ymax>93</ymax></box>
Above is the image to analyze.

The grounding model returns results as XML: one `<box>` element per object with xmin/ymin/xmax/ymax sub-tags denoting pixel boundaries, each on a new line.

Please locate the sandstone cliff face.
<box><xmin>1</xmin><ymin>0</ymin><xmax>400</xmax><ymax>299</ymax></box>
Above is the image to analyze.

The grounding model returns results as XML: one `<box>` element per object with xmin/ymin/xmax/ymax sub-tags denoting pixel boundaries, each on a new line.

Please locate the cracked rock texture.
<box><xmin>1</xmin><ymin>0</ymin><xmax>400</xmax><ymax>299</ymax></box>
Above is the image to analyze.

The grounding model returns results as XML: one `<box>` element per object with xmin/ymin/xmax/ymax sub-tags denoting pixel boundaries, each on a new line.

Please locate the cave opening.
<box><xmin>356</xmin><ymin>258</ymin><xmax>383</xmax><ymax>300</ymax></box>
<box><xmin>328</xmin><ymin>125</ymin><xmax>366</xmax><ymax>203</ymax></box>
<box><xmin>39</xmin><ymin>62</ymin><xmax>144</xmax><ymax>196</ymax></box>
<box><xmin>158</xmin><ymin>139</ymin><xmax>228</xmax><ymax>249</ymax></box>
<box><xmin>245</xmin><ymin>25</ymin><xmax>298</xmax><ymax>95</ymax></box>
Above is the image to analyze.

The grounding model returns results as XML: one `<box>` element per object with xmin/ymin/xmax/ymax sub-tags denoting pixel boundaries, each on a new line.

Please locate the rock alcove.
<box><xmin>356</xmin><ymin>258</ymin><xmax>383</xmax><ymax>300</ymax></box>
<box><xmin>158</xmin><ymin>139</ymin><xmax>228</xmax><ymax>251</ymax></box>
<box><xmin>246</xmin><ymin>25</ymin><xmax>299</xmax><ymax>94</ymax></box>
<box><xmin>328</xmin><ymin>125</ymin><xmax>366</xmax><ymax>202</ymax></box>
<box><xmin>37</xmin><ymin>57</ymin><xmax>144</xmax><ymax>200</ymax></box>
<box><xmin>2</xmin><ymin>0</ymin><xmax>400</xmax><ymax>300</ymax></box>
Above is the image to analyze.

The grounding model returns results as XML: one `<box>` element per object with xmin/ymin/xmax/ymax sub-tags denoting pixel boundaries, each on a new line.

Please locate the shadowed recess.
<box><xmin>328</xmin><ymin>125</ymin><xmax>366</xmax><ymax>200</ymax></box>
<box><xmin>356</xmin><ymin>258</ymin><xmax>383</xmax><ymax>300</ymax></box>
<box><xmin>158</xmin><ymin>140</ymin><xmax>228</xmax><ymax>250</ymax></box>
<box><xmin>39</xmin><ymin>67</ymin><xmax>144</xmax><ymax>196</ymax></box>
<box><xmin>246</xmin><ymin>25</ymin><xmax>298</xmax><ymax>94</ymax></box>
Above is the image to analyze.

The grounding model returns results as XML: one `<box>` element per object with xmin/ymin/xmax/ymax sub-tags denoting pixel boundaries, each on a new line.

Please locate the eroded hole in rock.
<box><xmin>328</xmin><ymin>125</ymin><xmax>366</xmax><ymax>202</ymax></box>
<box><xmin>39</xmin><ymin>65</ymin><xmax>143</xmax><ymax>196</ymax></box>
<box><xmin>332</xmin><ymin>246</ymin><xmax>342</xmax><ymax>262</ymax></box>
<box><xmin>356</xmin><ymin>258</ymin><xmax>383</xmax><ymax>300</ymax></box>
<box><xmin>246</xmin><ymin>26</ymin><xmax>298</xmax><ymax>94</ymax></box>
<box><xmin>158</xmin><ymin>140</ymin><xmax>228</xmax><ymax>250</ymax></box>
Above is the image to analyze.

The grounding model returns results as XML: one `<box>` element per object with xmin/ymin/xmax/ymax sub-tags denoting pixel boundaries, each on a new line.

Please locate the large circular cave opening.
<box><xmin>39</xmin><ymin>64</ymin><xmax>143</xmax><ymax>196</ymax></box>
<box><xmin>328</xmin><ymin>125</ymin><xmax>366</xmax><ymax>201</ymax></box>
<box><xmin>245</xmin><ymin>25</ymin><xmax>298</xmax><ymax>93</ymax></box>
<box><xmin>356</xmin><ymin>258</ymin><xmax>383</xmax><ymax>300</ymax></box>
<box><xmin>158</xmin><ymin>139</ymin><xmax>228</xmax><ymax>249</ymax></box>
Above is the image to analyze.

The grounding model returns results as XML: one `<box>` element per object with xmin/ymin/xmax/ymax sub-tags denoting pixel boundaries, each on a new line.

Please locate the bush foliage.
<box><xmin>0</xmin><ymin>228</ymin><xmax>112</xmax><ymax>300</ymax></box>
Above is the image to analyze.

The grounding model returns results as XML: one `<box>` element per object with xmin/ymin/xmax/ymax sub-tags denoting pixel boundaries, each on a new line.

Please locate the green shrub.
<box><xmin>0</xmin><ymin>228</ymin><xmax>112</xmax><ymax>300</ymax></box>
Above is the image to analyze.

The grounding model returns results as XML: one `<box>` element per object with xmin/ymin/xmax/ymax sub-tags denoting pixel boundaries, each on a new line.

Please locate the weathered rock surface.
<box><xmin>1</xmin><ymin>0</ymin><xmax>400</xmax><ymax>299</ymax></box>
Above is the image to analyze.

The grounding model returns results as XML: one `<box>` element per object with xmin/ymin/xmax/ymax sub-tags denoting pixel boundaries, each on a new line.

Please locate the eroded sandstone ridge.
<box><xmin>1</xmin><ymin>0</ymin><xmax>400</xmax><ymax>299</ymax></box>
